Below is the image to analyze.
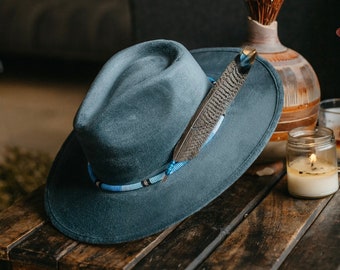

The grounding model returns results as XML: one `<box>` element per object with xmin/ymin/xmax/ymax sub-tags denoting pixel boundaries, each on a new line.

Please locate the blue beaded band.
<box><xmin>88</xmin><ymin>163</ymin><xmax>166</xmax><ymax>192</ymax></box>
<box><xmin>88</xmin><ymin>114</ymin><xmax>224</xmax><ymax>192</ymax></box>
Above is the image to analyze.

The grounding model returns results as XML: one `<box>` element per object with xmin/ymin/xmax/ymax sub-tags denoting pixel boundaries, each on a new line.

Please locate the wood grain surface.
<box><xmin>280</xmin><ymin>189</ymin><xmax>340</xmax><ymax>270</ymax></box>
<box><xmin>0</xmin><ymin>186</ymin><xmax>46</xmax><ymax>260</ymax></box>
<box><xmin>198</xmin><ymin>176</ymin><xmax>332</xmax><ymax>269</ymax></box>
<box><xmin>1</xmin><ymin>162</ymin><xmax>338</xmax><ymax>270</ymax></box>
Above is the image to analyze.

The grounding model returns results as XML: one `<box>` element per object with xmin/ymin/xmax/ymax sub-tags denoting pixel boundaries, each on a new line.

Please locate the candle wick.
<box><xmin>309</xmin><ymin>153</ymin><xmax>317</xmax><ymax>168</ymax></box>
<box><xmin>311</xmin><ymin>162</ymin><xmax>317</xmax><ymax>170</ymax></box>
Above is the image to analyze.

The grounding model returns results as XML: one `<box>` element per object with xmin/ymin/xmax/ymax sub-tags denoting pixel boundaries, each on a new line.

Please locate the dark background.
<box><xmin>1</xmin><ymin>0</ymin><xmax>339</xmax><ymax>99</ymax></box>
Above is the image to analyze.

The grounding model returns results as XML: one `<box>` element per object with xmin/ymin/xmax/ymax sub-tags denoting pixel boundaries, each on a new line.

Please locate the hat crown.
<box><xmin>74</xmin><ymin>40</ymin><xmax>211</xmax><ymax>185</ymax></box>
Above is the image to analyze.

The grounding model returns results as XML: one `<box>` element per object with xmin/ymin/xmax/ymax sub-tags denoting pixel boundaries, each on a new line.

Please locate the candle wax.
<box><xmin>287</xmin><ymin>157</ymin><xmax>339</xmax><ymax>198</ymax></box>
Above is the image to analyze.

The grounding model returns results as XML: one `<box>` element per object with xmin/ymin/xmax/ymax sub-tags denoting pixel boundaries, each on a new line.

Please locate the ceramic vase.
<box><xmin>245</xmin><ymin>18</ymin><xmax>321</xmax><ymax>162</ymax></box>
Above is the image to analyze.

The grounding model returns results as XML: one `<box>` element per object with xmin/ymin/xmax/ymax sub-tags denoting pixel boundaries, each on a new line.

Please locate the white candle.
<box><xmin>287</xmin><ymin>154</ymin><xmax>339</xmax><ymax>198</ymax></box>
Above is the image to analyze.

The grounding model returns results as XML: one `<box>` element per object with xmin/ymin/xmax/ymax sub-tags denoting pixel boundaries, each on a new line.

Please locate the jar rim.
<box><xmin>320</xmin><ymin>98</ymin><xmax>340</xmax><ymax>113</ymax></box>
<box><xmin>288</xmin><ymin>126</ymin><xmax>334</xmax><ymax>148</ymax></box>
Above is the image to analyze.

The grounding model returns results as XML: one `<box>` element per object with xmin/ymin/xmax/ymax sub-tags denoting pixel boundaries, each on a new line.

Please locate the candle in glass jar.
<box><xmin>287</xmin><ymin>126</ymin><xmax>339</xmax><ymax>199</ymax></box>
<box><xmin>287</xmin><ymin>154</ymin><xmax>338</xmax><ymax>198</ymax></box>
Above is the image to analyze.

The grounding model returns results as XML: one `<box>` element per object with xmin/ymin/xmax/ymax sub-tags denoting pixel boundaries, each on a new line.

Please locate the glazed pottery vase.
<box><xmin>245</xmin><ymin>18</ymin><xmax>321</xmax><ymax>162</ymax></box>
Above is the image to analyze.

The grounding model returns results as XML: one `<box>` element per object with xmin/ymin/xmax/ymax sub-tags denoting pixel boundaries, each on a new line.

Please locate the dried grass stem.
<box><xmin>245</xmin><ymin>0</ymin><xmax>284</xmax><ymax>25</ymax></box>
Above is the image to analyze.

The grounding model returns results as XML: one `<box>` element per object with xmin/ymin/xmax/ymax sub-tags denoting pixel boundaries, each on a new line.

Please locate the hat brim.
<box><xmin>45</xmin><ymin>47</ymin><xmax>283</xmax><ymax>244</ymax></box>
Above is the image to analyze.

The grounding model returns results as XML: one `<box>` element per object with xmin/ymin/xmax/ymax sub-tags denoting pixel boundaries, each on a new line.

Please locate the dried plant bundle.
<box><xmin>245</xmin><ymin>0</ymin><xmax>284</xmax><ymax>25</ymax></box>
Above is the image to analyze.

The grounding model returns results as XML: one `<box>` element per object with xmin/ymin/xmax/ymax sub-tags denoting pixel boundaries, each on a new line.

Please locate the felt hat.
<box><xmin>45</xmin><ymin>39</ymin><xmax>283</xmax><ymax>244</ymax></box>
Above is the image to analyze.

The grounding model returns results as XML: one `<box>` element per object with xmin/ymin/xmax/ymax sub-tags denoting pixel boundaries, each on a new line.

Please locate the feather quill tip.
<box><xmin>238</xmin><ymin>47</ymin><xmax>257</xmax><ymax>73</ymax></box>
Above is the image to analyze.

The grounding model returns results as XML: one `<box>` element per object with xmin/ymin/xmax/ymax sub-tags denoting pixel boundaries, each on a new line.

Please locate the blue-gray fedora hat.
<box><xmin>45</xmin><ymin>39</ymin><xmax>283</xmax><ymax>244</ymax></box>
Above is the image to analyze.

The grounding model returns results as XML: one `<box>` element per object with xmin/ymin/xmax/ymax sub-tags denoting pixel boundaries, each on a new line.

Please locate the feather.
<box><xmin>172</xmin><ymin>47</ymin><xmax>257</xmax><ymax>162</ymax></box>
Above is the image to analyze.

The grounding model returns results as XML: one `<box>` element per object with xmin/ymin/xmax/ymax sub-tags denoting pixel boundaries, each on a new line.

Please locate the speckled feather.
<box><xmin>172</xmin><ymin>48</ymin><xmax>257</xmax><ymax>162</ymax></box>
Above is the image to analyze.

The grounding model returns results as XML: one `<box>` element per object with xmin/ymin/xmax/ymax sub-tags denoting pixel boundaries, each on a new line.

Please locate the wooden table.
<box><xmin>0</xmin><ymin>161</ymin><xmax>339</xmax><ymax>270</ymax></box>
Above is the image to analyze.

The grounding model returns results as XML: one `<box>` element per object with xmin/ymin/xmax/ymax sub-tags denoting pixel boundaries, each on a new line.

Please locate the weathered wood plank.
<box><xmin>133</xmin><ymin>163</ymin><xmax>285</xmax><ymax>269</ymax></box>
<box><xmin>9</xmin><ymin>222</ymin><xmax>177</xmax><ymax>270</ymax></box>
<box><xmin>9</xmin><ymin>223</ymin><xmax>78</xmax><ymax>270</ymax></box>
<box><xmin>0</xmin><ymin>260</ymin><xmax>11</xmax><ymax>270</ymax></box>
<box><xmin>8</xmin><ymin>220</ymin><xmax>179</xmax><ymax>270</ymax></box>
<box><xmin>198</xmin><ymin>176</ymin><xmax>332</xmax><ymax>270</ymax></box>
<box><xmin>59</xmin><ymin>225</ymin><xmax>177</xmax><ymax>270</ymax></box>
<box><xmin>1</xmin><ymin>162</ymin><xmax>285</xmax><ymax>270</ymax></box>
<box><xmin>280</xmin><ymin>186</ymin><xmax>340</xmax><ymax>270</ymax></box>
<box><xmin>0</xmin><ymin>185</ymin><xmax>46</xmax><ymax>260</ymax></box>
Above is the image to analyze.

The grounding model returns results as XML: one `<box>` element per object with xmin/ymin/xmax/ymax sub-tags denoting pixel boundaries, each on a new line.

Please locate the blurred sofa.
<box><xmin>0</xmin><ymin>0</ymin><xmax>338</xmax><ymax>98</ymax></box>
<box><xmin>0</xmin><ymin>0</ymin><xmax>132</xmax><ymax>61</ymax></box>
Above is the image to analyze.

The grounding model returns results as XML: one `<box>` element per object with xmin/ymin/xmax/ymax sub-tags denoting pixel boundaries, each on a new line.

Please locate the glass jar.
<box><xmin>319</xmin><ymin>98</ymin><xmax>340</xmax><ymax>170</ymax></box>
<box><xmin>286</xmin><ymin>126</ymin><xmax>338</xmax><ymax>199</ymax></box>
